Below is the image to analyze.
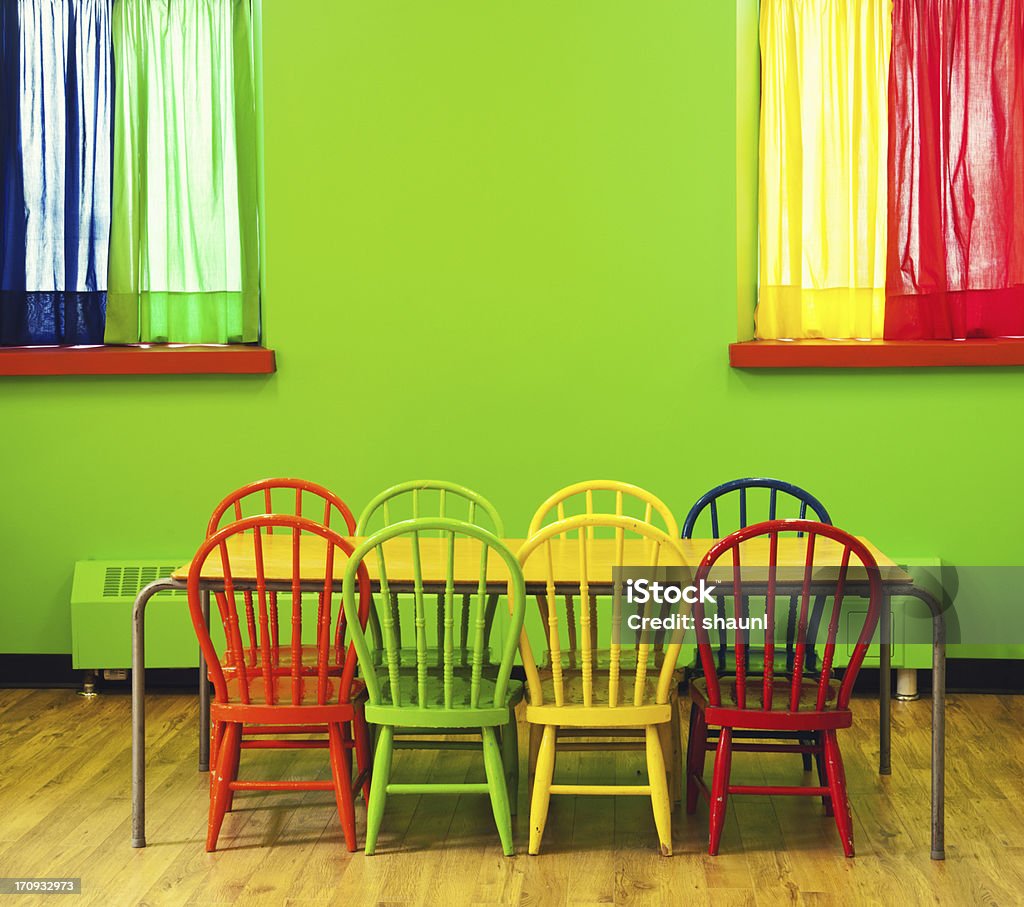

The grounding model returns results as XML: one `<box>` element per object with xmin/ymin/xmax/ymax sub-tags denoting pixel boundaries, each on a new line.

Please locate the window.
<box><xmin>734</xmin><ymin>0</ymin><xmax>1024</xmax><ymax>366</ymax></box>
<box><xmin>0</xmin><ymin>0</ymin><xmax>272</xmax><ymax>375</ymax></box>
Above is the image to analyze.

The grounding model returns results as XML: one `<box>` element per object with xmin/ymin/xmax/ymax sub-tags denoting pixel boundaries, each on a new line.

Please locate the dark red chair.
<box><xmin>685</xmin><ymin>520</ymin><xmax>883</xmax><ymax>857</ymax></box>
<box><xmin>187</xmin><ymin>515</ymin><xmax>372</xmax><ymax>852</ymax></box>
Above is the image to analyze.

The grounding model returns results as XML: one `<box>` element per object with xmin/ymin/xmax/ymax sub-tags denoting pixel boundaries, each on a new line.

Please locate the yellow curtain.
<box><xmin>756</xmin><ymin>0</ymin><xmax>891</xmax><ymax>340</ymax></box>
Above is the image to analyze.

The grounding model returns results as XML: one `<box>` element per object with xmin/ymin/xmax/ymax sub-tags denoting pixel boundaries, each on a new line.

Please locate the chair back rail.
<box><xmin>187</xmin><ymin>515</ymin><xmax>371</xmax><ymax>708</ymax></box>
<box><xmin>207</xmin><ymin>477</ymin><xmax>357</xmax><ymax>536</ymax></box>
<box><xmin>691</xmin><ymin>519</ymin><xmax>882</xmax><ymax>713</ymax></box>
<box><xmin>518</xmin><ymin>513</ymin><xmax>689</xmax><ymax>710</ymax></box>
<box><xmin>528</xmin><ymin>480</ymin><xmax>679</xmax><ymax>538</ymax></box>
<box><xmin>343</xmin><ymin>518</ymin><xmax>525</xmax><ymax>713</ymax></box>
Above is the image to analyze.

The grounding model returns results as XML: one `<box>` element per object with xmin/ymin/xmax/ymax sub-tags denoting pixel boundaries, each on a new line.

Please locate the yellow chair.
<box><xmin>517</xmin><ymin>513</ymin><xmax>689</xmax><ymax>855</ymax></box>
<box><xmin>526</xmin><ymin>480</ymin><xmax>683</xmax><ymax>802</ymax></box>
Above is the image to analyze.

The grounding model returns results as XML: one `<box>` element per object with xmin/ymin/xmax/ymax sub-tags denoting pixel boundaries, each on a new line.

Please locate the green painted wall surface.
<box><xmin>1</xmin><ymin>2</ymin><xmax>1020</xmax><ymax>656</ymax></box>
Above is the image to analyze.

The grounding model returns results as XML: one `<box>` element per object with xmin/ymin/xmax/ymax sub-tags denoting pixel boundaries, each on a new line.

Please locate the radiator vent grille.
<box><xmin>102</xmin><ymin>565</ymin><xmax>184</xmax><ymax>597</ymax></box>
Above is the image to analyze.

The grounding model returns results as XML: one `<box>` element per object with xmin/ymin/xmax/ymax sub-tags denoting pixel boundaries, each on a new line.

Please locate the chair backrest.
<box><xmin>529</xmin><ymin>480</ymin><xmax>679</xmax><ymax>538</ymax></box>
<box><xmin>187</xmin><ymin>515</ymin><xmax>371</xmax><ymax>708</ymax></box>
<box><xmin>356</xmin><ymin>480</ymin><xmax>504</xmax><ymax>536</ymax></box>
<box><xmin>343</xmin><ymin>518</ymin><xmax>525</xmax><ymax>713</ymax></box>
<box><xmin>357</xmin><ymin>482</ymin><xmax>506</xmax><ymax>656</ymax></box>
<box><xmin>682</xmin><ymin>477</ymin><xmax>830</xmax><ymax>539</ymax></box>
<box><xmin>691</xmin><ymin>519</ymin><xmax>883</xmax><ymax>713</ymax></box>
<box><xmin>683</xmin><ymin>479</ymin><xmax>832</xmax><ymax>674</ymax></box>
<box><xmin>517</xmin><ymin>514</ymin><xmax>689</xmax><ymax>710</ymax></box>
<box><xmin>207</xmin><ymin>478</ymin><xmax>357</xmax><ymax>536</ymax></box>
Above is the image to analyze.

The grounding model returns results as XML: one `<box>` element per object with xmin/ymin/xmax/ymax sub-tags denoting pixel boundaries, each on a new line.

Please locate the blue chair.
<box><xmin>681</xmin><ymin>478</ymin><xmax>832</xmax><ymax>772</ymax></box>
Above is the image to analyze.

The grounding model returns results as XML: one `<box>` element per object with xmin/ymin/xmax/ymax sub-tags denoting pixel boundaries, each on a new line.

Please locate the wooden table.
<box><xmin>130</xmin><ymin>535</ymin><xmax>946</xmax><ymax>858</ymax></box>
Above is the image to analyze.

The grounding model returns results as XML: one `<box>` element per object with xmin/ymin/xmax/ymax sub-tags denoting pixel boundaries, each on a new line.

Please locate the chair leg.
<box><xmin>708</xmin><ymin>728</ymin><xmax>733</xmax><ymax>856</ymax></box>
<box><xmin>824</xmin><ymin>729</ymin><xmax>854</xmax><ymax>857</ymax></box>
<box><xmin>801</xmin><ymin>735</ymin><xmax>814</xmax><ymax>772</ymax></box>
<box><xmin>645</xmin><ymin>725</ymin><xmax>673</xmax><ymax>856</ymax></box>
<box><xmin>365</xmin><ymin>725</ymin><xmax>394</xmax><ymax>856</ymax></box>
<box><xmin>482</xmin><ymin>727</ymin><xmax>515</xmax><ymax>856</ymax></box>
<box><xmin>209</xmin><ymin>719</ymin><xmax>225</xmax><ymax>798</ymax></box>
<box><xmin>813</xmin><ymin>731</ymin><xmax>833</xmax><ymax>816</ymax></box>
<box><xmin>224</xmin><ymin>726</ymin><xmax>242</xmax><ymax>813</ymax></box>
<box><xmin>499</xmin><ymin>708</ymin><xmax>519</xmax><ymax>816</ymax></box>
<box><xmin>656</xmin><ymin>721</ymin><xmax>676</xmax><ymax>808</ymax></box>
<box><xmin>328</xmin><ymin>723</ymin><xmax>358</xmax><ymax>852</ymax></box>
<box><xmin>528</xmin><ymin>722</ymin><xmax>542</xmax><ymax>781</ymax></box>
<box><xmin>353</xmin><ymin>706</ymin><xmax>372</xmax><ymax>802</ymax></box>
<box><xmin>206</xmin><ymin>721</ymin><xmax>241</xmax><ymax>852</ymax></box>
<box><xmin>670</xmin><ymin>697</ymin><xmax>682</xmax><ymax>805</ymax></box>
<box><xmin>528</xmin><ymin>725</ymin><xmax>556</xmax><ymax>855</ymax></box>
<box><xmin>685</xmin><ymin>703</ymin><xmax>708</xmax><ymax>815</ymax></box>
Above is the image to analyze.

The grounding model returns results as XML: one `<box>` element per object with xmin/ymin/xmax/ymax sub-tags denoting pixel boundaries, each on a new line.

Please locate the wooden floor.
<box><xmin>0</xmin><ymin>688</ymin><xmax>1021</xmax><ymax>907</ymax></box>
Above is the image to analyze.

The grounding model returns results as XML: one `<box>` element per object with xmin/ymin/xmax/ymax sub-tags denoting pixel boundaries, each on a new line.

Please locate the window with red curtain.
<box><xmin>885</xmin><ymin>0</ymin><xmax>1024</xmax><ymax>340</ymax></box>
<box><xmin>753</xmin><ymin>0</ymin><xmax>1024</xmax><ymax>345</ymax></box>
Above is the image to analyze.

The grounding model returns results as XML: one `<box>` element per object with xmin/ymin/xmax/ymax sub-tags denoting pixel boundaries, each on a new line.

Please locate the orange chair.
<box><xmin>187</xmin><ymin>515</ymin><xmax>372</xmax><ymax>852</ymax></box>
<box><xmin>686</xmin><ymin>520</ymin><xmax>883</xmax><ymax>856</ymax></box>
<box><xmin>207</xmin><ymin>477</ymin><xmax>357</xmax><ymax>536</ymax></box>
<box><xmin>202</xmin><ymin>479</ymin><xmax>360</xmax><ymax>796</ymax></box>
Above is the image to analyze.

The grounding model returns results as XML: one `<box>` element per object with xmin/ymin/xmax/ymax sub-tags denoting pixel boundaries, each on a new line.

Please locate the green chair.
<box><xmin>355</xmin><ymin>481</ymin><xmax>522</xmax><ymax>811</ymax></box>
<box><xmin>343</xmin><ymin>517</ymin><xmax>526</xmax><ymax>855</ymax></box>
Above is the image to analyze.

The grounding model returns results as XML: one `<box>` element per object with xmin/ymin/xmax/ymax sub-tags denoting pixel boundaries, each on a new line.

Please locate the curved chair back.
<box><xmin>691</xmin><ymin>520</ymin><xmax>882</xmax><ymax>713</ymax></box>
<box><xmin>683</xmin><ymin>479</ymin><xmax>831</xmax><ymax>675</ymax></box>
<box><xmin>187</xmin><ymin>515</ymin><xmax>371</xmax><ymax>707</ymax></box>
<box><xmin>682</xmin><ymin>477</ymin><xmax>830</xmax><ymax>539</ymax></box>
<box><xmin>529</xmin><ymin>480</ymin><xmax>679</xmax><ymax>538</ymax></box>
<box><xmin>343</xmin><ymin>518</ymin><xmax>525</xmax><ymax>714</ymax></box>
<box><xmin>517</xmin><ymin>514</ymin><xmax>688</xmax><ymax>710</ymax></box>
<box><xmin>357</xmin><ymin>480</ymin><xmax>504</xmax><ymax>536</ymax></box>
<box><xmin>357</xmin><ymin>481</ymin><xmax>505</xmax><ymax>654</ymax></box>
<box><xmin>207</xmin><ymin>478</ymin><xmax>357</xmax><ymax>536</ymax></box>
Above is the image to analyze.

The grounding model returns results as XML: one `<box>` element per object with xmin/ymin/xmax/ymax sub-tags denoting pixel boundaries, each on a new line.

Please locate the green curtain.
<box><xmin>105</xmin><ymin>0</ymin><xmax>259</xmax><ymax>344</ymax></box>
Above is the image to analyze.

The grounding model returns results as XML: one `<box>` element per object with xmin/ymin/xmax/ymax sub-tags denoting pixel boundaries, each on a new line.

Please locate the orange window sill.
<box><xmin>0</xmin><ymin>345</ymin><xmax>276</xmax><ymax>376</ymax></box>
<box><xmin>729</xmin><ymin>339</ymin><xmax>1024</xmax><ymax>368</ymax></box>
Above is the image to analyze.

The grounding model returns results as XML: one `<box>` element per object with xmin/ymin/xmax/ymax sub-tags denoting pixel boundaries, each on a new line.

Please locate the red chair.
<box><xmin>187</xmin><ymin>515</ymin><xmax>372</xmax><ymax>852</ymax></box>
<box><xmin>685</xmin><ymin>520</ymin><xmax>883</xmax><ymax>857</ymax></box>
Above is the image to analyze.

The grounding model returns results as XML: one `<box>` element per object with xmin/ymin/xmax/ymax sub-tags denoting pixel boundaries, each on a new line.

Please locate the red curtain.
<box><xmin>885</xmin><ymin>0</ymin><xmax>1024</xmax><ymax>339</ymax></box>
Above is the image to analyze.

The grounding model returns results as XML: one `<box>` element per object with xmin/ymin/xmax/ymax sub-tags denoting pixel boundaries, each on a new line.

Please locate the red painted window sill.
<box><xmin>0</xmin><ymin>345</ymin><xmax>276</xmax><ymax>376</ymax></box>
<box><xmin>729</xmin><ymin>339</ymin><xmax>1024</xmax><ymax>368</ymax></box>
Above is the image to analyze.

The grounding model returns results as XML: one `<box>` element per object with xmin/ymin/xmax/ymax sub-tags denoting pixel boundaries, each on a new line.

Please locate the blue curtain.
<box><xmin>0</xmin><ymin>0</ymin><xmax>112</xmax><ymax>346</ymax></box>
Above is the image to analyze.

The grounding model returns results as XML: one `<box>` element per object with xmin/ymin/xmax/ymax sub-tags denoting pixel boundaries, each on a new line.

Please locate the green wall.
<box><xmin>2</xmin><ymin>1</ymin><xmax>1021</xmax><ymax>655</ymax></box>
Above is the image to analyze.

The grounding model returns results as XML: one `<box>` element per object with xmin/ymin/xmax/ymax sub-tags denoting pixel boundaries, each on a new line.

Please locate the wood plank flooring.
<box><xmin>0</xmin><ymin>688</ymin><xmax>1020</xmax><ymax>906</ymax></box>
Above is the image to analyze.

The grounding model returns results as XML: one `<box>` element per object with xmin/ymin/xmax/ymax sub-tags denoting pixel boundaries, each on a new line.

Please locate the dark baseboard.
<box><xmin>1</xmin><ymin>654</ymin><xmax>1021</xmax><ymax>695</ymax></box>
<box><xmin>0</xmin><ymin>654</ymin><xmax>199</xmax><ymax>692</ymax></box>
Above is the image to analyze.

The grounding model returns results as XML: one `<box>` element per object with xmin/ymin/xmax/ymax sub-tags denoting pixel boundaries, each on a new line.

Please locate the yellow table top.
<box><xmin>172</xmin><ymin>534</ymin><xmax>912</xmax><ymax>587</ymax></box>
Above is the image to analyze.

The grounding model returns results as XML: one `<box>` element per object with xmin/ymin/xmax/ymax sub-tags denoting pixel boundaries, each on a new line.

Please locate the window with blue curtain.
<box><xmin>0</xmin><ymin>0</ymin><xmax>259</xmax><ymax>348</ymax></box>
<box><xmin>0</xmin><ymin>0</ymin><xmax>112</xmax><ymax>346</ymax></box>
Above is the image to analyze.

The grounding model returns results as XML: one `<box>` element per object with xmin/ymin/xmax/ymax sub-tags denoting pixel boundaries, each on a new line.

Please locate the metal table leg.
<box><xmin>879</xmin><ymin>591</ymin><xmax>892</xmax><ymax>775</ymax></box>
<box><xmin>903</xmin><ymin>586</ymin><xmax>946</xmax><ymax>860</ymax></box>
<box><xmin>198</xmin><ymin>590</ymin><xmax>211</xmax><ymax>772</ymax></box>
<box><xmin>131</xmin><ymin>577</ymin><xmax>186</xmax><ymax>849</ymax></box>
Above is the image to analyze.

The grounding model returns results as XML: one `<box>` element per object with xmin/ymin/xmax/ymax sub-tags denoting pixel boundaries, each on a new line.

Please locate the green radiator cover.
<box><xmin>70</xmin><ymin>559</ymin><xmax>200</xmax><ymax>669</ymax></box>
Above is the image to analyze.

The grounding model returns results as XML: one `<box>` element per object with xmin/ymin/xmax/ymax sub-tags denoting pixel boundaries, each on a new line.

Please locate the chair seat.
<box><xmin>365</xmin><ymin>675</ymin><xmax>523</xmax><ymax>728</ymax></box>
<box><xmin>525</xmin><ymin>667</ymin><xmax>674</xmax><ymax>727</ymax></box>
<box><xmin>221</xmin><ymin>672</ymin><xmax>366</xmax><ymax>704</ymax></box>
<box><xmin>369</xmin><ymin>646</ymin><xmax>495</xmax><ymax>669</ymax></box>
<box><xmin>222</xmin><ymin>644</ymin><xmax>348</xmax><ymax>672</ymax></box>
<box><xmin>690</xmin><ymin>675</ymin><xmax>852</xmax><ymax>731</ymax></box>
